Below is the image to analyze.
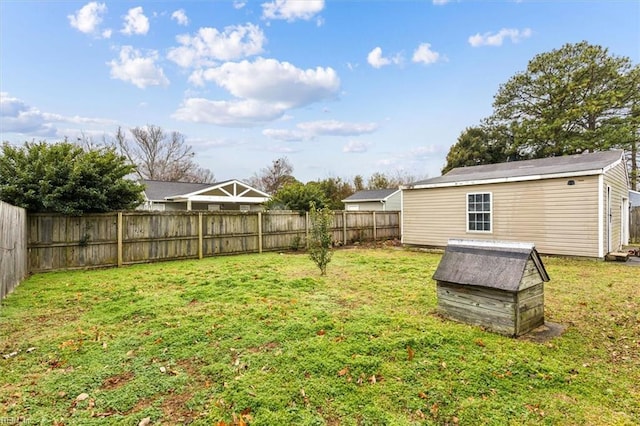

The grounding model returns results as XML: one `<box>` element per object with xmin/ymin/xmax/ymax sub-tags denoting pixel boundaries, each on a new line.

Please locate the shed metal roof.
<box><xmin>342</xmin><ymin>188</ymin><xmax>400</xmax><ymax>203</ymax></box>
<box><xmin>432</xmin><ymin>240</ymin><xmax>550</xmax><ymax>292</ymax></box>
<box><xmin>407</xmin><ymin>150</ymin><xmax>624</xmax><ymax>189</ymax></box>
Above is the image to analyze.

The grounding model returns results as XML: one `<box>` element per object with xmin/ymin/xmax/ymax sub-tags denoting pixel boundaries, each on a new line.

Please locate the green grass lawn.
<box><xmin>1</xmin><ymin>248</ymin><xmax>638</xmax><ymax>425</ymax></box>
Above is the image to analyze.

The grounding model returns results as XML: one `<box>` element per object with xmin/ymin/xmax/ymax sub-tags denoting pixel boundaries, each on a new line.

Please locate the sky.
<box><xmin>1</xmin><ymin>0</ymin><xmax>639</xmax><ymax>184</ymax></box>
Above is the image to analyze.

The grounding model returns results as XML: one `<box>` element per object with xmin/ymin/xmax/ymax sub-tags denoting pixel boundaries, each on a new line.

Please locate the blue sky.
<box><xmin>1</xmin><ymin>0</ymin><xmax>639</xmax><ymax>183</ymax></box>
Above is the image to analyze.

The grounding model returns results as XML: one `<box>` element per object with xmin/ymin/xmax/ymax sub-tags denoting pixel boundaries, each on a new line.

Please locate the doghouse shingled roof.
<box><xmin>432</xmin><ymin>240</ymin><xmax>550</xmax><ymax>292</ymax></box>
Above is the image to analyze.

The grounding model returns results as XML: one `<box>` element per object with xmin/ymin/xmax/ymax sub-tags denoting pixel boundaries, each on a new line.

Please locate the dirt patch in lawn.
<box><xmin>161</xmin><ymin>390</ymin><xmax>198</xmax><ymax>423</ymax></box>
<box><xmin>246</xmin><ymin>341</ymin><xmax>280</xmax><ymax>353</ymax></box>
<box><xmin>518</xmin><ymin>322</ymin><xmax>568</xmax><ymax>343</ymax></box>
<box><xmin>101</xmin><ymin>371</ymin><xmax>134</xmax><ymax>390</ymax></box>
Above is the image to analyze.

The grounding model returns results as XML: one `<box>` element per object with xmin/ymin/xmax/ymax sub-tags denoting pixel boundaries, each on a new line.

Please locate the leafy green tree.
<box><xmin>353</xmin><ymin>175</ymin><xmax>365</xmax><ymax>191</ymax></box>
<box><xmin>308</xmin><ymin>202</ymin><xmax>333</xmax><ymax>276</ymax></box>
<box><xmin>367</xmin><ymin>172</ymin><xmax>390</xmax><ymax>189</ymax></box>
<box><xmin>442</xmin><ymin>125</ymin><xmax>520</xmax><ymax>174</ymax></box>
<box><xmin>266</xmin><ymin>181</ymin><xmax>328</xmax><ymax>211</ymax></box>
<box><xmin>0</xmin><ymin>141</ymin><xmax>144</xmax><ymax>214</ymax></box>
<box><xmin>490</xmin><ymin>41</ymin><xmax>639</xmax><ymax>159</ymax></box>
<box><xmin>316</xmin><ymin>177</ymin><xmax>354</xmax><ymax>210</ymax></box>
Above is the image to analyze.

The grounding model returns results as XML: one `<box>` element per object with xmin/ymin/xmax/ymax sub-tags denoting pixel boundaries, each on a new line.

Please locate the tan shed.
<box><xmin>433</xmin><ymin>239</ymin><xmax>550</xmax><ymax>337</ymax></box>
<box><xmin>402</xmin><ymin>150</ymin><xmax>630</xmax><ymax>259</ymax></box>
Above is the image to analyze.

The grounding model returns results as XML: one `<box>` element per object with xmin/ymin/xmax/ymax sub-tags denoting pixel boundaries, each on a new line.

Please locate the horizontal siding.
<box><xmin>403</xmin><ymin>176</ymin><xmax>601</xmax><ymax>257</ymax></box>
<box><xmin>385</xmin><ymin>194</ymin><xmax>402</xmax><ymax>211</ymax></box>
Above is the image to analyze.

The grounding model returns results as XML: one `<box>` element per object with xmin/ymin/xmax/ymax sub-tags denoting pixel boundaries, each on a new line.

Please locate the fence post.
<box><xmin>117</xmin><ymin>212</ymin><xmax>123</xmax><ymax>267</ymax></box>
<box><xmin>258</xmin><ymin>211</ymin><xmax>263</xmax><ymax>254</ymax></box>
<box><xmin>198</xmin><ymin>212</ymin><xmax>203</xmax><ymax>259</ymax></box>
<box><xmin>343</xmin><ymin>211</ymin><xmax>347</xmax><ymax>245</ymax></box>
<box><xmin>305</xmin><ymin>211</ymin><xmax>310</xmax><ymax>249</ymax></box>
<box><xmin>373</xmin><ymin>211</ymin><xmax>377</xmax><ymax>241</ymax></box>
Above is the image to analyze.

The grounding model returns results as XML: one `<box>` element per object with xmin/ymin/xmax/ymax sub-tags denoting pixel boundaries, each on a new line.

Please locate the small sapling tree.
<box><xmin>308</xmin><ymin>202</ymin><xmax>333</xmax><ymax>276</ymax></box>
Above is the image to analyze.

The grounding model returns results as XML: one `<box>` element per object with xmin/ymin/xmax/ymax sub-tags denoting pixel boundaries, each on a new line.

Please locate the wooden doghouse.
<box><xmin>433</xmin><ymin>239</ymin><xmax>550</xmax><ymax>337</ymax></box>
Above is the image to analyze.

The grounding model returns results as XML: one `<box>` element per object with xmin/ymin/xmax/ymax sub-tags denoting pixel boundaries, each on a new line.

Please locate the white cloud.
<box><xmin>297</xmin><ymin>120</ymin><xmax>378</xmax><ymax>136</ymax></box>
<box><xmin>195</xmin><ymin>58</ymin><xmax>340</xmax><ymax>108</ymax></box>
<box><xmin>171</xmin><ymin>9</ymin><xmax>189</xmax><ymax>26</ymax></box>
<box><xmin>409</xmin><ymin>145</ymin><xmax>438</xmax><ymax>159</ymax></box>
<box><xmin>367</xmin><ymin>47</ymin><xmax>403</xmax><ymax>69</ymax></box>
<box><xmin>0</xmin><ymin>92</ymin><xmax>116</xmax><ymax>138</ymax></box>
<box><xmin>121</xmin><ymin>6</ymin><xmax>150</xmax><ymax>35</ymax></box>
<box><xmin>68</xmin><ymin>2</ymin><xmax>110</xmax><ymax>38</ymax></box>
<box><xmin>343</xmin><ymin>140</ymin><xmax>370</xmax><ymax>153</ymax></box>
<box><xmin>175</xmin><ymin>58</ymin><xmax>339</xmax><ymax>127</ymax></box>
<box><xmin>375</xmin><ymin>144</ymin><xmax>440</xmax><ymax>171</ymax></box>
<box><xmin>0</xmin><ymin>92</ymin><xmax>54</xmax><ymax>136</ymax></box>
<box><xmin>412</xmin><ymin>43</ymin><xmax>441</xmax><ymax>65</ymax></box>
<box><xmin>262</xmin><ymin>0</ymin><xmax>324</xmax><ymax>21</ymax></box>
<box><xmin>432</xmin><ymin>0</ymin><xmax>451</xmax><ymax>5</ymax></box>
<box><xmin>263</xmin><ymin>120</ymin><xmax>378</xmax><ymax>142</ymax></box>
<box><xmin>367</xmin><ymin>47</ymin><xmax>390</xmax><ymax>69</ymax></box>
<box><xmin>262</xmin><ymin>128</ymin><xmax>310</xmax><ymax>142</ymax></box>
<box><xmin>233</xmin><ymin>0</ymin><xmax>247</xmax><ymax>9</ymax></box>
<box><xmin>168</xmin><ymin>23</ymin><xmax>265</xmax><ymax>68</ymax></box>
<box><xmin>108</xmin><ymin>46</ymin><xmax>169</xmax><ymax>88</ymax></box>
<box><xmin>41</xmin><ymin>112</ymin><xmax>115</xmax><ymax>126</ymax></box>
<box><xmin>468</xmin><ymin>28</ymin><xmax>533</xmax><ymax>47</ymax></box>
<box><xmin>173</xmin><ymin>98</ymin><xmax>285</xmax><ymax>127</ymax></box>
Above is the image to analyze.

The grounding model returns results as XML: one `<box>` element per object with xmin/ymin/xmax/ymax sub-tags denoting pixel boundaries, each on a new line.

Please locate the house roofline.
<box><xmin>402</xmin><ymin>168</ymin><xmax>607</xmax><ymax>190</ymax></box>
<box><xmin>341</xmin><ymin>189</ymin><xmax>400</xmax><ymax>203</ymax></box>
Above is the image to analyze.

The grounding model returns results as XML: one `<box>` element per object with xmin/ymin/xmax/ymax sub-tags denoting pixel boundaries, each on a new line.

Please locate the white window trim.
<box><xmin>466</xmin><ymin>192</ymin><xmax>493</xmax><ymax>233</ymax></box>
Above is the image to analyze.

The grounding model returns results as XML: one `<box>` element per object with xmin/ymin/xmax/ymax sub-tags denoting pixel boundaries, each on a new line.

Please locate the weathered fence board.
<box><xmin>631</xmin><ymin>207</ymin><xmax>640</xmax><ymax>244</ymax></box>
<box><xmin>0</xmin><ymin>201</ymin><xmax>28</xmax><ymax>300</ymax></box>
<box><xmin>27</xmin><ymin>210</ymin><xmax>401</xmax><ymax>272</ymax></box>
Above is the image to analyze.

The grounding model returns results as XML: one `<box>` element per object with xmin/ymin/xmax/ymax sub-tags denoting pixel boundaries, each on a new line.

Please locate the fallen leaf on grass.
<box><xmin>407</xmin><ymin>345</ymin><xmax>415</xmax><ymax>361</ymax></box>
<box><xmin>3</xmin><ymin>351</ymin><xmax>18</xmax><ymax>359</ymax></box>
<box><xmin>76</xmin><ymin>393</ymin><xmax>89</xmax><ymax>402</ymax></box>
<box><xmin>338</xmin><ymin>367</ymin><xmax>349</xmax><ymax>377</ymax></box>
<box><xmin>369</xmin><ymin>375</ymin><xmax>383</xmax><ymax>384</ymax></box>
<box><xmin>430</xmin><ymin>403</ymin><xmax>439</xmax><ymax>416</ymax></box>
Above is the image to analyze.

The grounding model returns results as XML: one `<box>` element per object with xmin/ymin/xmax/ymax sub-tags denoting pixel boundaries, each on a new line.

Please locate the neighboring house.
<box><xmin>401</xmin><ymin>150</ymin><xmax>630</xmax><ymax>258</ymax></box>
<box><xmin>342</xmin><ymin>189</ymin><xmax>401</xmax><ymax>211</ymax></box>
<box><xmin>140</xmin><ymin>179</ymin><xmax>271</xmax><ymax>212</ymax></box>
<box><xmin>630</xmin><ymin>189</ymin><xmax>640</xmax><ymax>208</ymax></box>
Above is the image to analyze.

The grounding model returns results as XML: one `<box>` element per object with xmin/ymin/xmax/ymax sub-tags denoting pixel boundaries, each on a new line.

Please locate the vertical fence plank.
<box><xmin>0</xmin><ymin>201</ymin><xmax>28</xmax><ymax>300</ymax></box>
<box><xmin>631</xmin><ymin>207</ymin><xmax>640</xmax><ymax>244</ymax></box>
<box><xmin>198</xmin><ymin>212</ymin><xmax>203</xmax><ymax>259</ymax></box>
<box><xmin>258</xmin><ymin>212</ymin><xmax>263</xmax><ymax>253</ymax></box>
<box><xmin>117</xmin><ymin>212</ymin><xmax>123</xmax><ymax>267</ymax></box>
<box><xmin>26</xmin><ymin>210</ymin><xmax>401</xmax><ymax>272</ymax></box>
<box><xmin>373</xmin><ymin>211</ymin><xmax>377</xmax><ymax>241</ymax></box>
<box><xmin>305</xmin><ymin>211</ymin><xmax>310</xmax><ymax>249</ymax></box>
<box><xmin>342</xmin><ymin>211</ymin><xmax>347</xmax><ymax>245</ymax></box>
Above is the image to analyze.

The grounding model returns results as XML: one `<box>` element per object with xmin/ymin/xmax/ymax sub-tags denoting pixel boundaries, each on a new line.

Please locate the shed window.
<box><xmin>467</xmin><ymin>193</ymin><xmax>492</xmax><ymax>232</ymax></box>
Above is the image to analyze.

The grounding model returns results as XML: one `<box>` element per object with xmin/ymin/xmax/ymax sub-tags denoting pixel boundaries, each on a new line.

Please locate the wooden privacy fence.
<box><xmin>631</xmin><ymin>207</ymin><xmax>640</xmax><ymax>244</ymax></box>
<box><xmin>0</xmin><ymin>201</ymin><xmax>28</xmax><ymax>300</ymax></box>
<box><xmin>27</xmin><ymin>210</ymin><xmax>401</xmax><ymax>272</ymax></box>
